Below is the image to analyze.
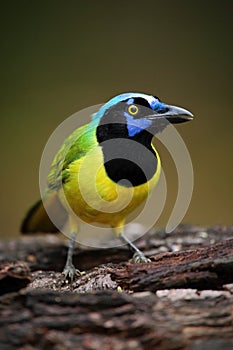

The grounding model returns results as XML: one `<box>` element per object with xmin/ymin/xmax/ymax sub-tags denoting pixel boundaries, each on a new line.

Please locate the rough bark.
<box><xmin>0</xmin><ymin>225</ymin><xmax>232</xmax><ymax>350</ymax></box>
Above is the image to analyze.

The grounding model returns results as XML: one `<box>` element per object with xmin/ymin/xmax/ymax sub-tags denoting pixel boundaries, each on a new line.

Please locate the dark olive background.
<box><xmin>1</xmin><ymin>1</ymin><xmax>232</xmax><ymax>238</ymax></box>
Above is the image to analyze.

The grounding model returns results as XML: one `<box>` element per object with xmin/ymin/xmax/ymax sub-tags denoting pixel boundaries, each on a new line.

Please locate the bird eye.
<box><xmin>128</xmin><ymin>104</ymin><xmax>139</xmax><ymax>115</ymax></box>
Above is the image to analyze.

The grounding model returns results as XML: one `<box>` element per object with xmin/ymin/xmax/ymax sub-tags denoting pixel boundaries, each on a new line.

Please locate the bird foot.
<box><xmin>62</xmin><ymin>263</ymin><xmax>81</xmax><ymax>282</ymax></box>
<box><xmin>132</xmin><ymin>252</ymin><xmax>151</xmax><ymax>263</ymax></box>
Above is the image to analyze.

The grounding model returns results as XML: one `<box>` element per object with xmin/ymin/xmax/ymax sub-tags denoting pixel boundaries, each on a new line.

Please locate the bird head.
<box><xmin>95</xmin><ymin>92</ymin><xmax>193</xmax><ymax>139</ymax></box>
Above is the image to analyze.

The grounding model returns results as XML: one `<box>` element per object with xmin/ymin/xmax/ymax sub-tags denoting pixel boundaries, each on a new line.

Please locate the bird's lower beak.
<box><xmin>148</xmin><ymin>104</ymin><xmax>194</xmax><ymax>124</ymax></box>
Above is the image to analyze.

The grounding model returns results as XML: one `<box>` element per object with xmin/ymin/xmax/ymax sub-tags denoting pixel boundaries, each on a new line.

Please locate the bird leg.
<box><xmin>120</xmin><ymin>233</ymin><xmax>151</xmax><ymax>263</ymax></box>
<box><xmin>62</xmin><ymin>232</ymin><xmax>81</xmax><ymax>281</ymax></box>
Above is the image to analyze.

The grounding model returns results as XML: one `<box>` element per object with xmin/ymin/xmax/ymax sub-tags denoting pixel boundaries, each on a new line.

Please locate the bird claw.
<box><xmin>132</xmin><ymin>252</ymin><xmax>151</xmax><ymax>263</ymax></box>
<box><xmin>62</xmin><ymin>263</ymin><xmax>81</xmax><ymax>282</ymax></box>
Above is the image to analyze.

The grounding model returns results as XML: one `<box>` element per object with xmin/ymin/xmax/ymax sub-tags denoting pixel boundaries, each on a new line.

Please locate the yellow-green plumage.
<box><xmin>59</xmin><ymin>137</ymin><xmax>161</xmax><ymax>230</ymax></box>
<box><xmin>21</xmin><ymin>92</ymin><xmax>193</xmax><ymax>278</ymax></box>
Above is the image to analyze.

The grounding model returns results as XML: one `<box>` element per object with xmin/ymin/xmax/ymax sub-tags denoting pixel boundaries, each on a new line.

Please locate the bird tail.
<box><xmin>21</xmin><ymin>192</ymin><xmax>68</xmax><ymax>234</ymax></box>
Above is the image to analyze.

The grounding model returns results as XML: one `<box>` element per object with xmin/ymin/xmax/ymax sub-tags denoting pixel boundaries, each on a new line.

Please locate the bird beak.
<box><xmin>148</xmin><ymin>104</ymin><xmax>194</xmax><ymax>124</ymax></box>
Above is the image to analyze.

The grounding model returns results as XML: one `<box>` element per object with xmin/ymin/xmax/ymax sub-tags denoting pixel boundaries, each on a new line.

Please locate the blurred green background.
<box><xmin>1</xmin><ymin>1</ymin><xmax>232</xmax><ymax>238</ymax></box>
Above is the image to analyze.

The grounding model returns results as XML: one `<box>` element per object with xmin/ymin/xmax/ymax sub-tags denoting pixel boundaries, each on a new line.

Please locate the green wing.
<box><xmin>21</xmin><ymin>120</ymin><xmax>98</xmax><ymax>233</ymax></box>
<box><xmin>47</xmin><ymin>121</ymin><xmax>97</xmax><ymax>190</ymax></box>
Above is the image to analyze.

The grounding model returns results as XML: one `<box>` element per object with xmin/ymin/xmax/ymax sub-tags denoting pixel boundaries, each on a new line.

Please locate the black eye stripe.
<box><xmin>132</xmin><ymin>97</ymin><xmax>151</xmax><ymax>109</ymax></box>
<box><xmin>123</xmin><ymin>97</ymin><xmax>151</xmax><ymax>109</ymax></box>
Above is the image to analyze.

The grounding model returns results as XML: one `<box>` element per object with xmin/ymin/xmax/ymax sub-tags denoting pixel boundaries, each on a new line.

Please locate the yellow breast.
<box><xmin>59</xmin><ymin>144</ymin><xmax>161</xmax><ymax>228</ymax></box>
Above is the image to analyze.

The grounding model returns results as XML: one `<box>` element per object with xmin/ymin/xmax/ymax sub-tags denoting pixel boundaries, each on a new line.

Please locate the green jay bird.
<box><xmin>21</xmin><ymin>92</ymin><xmax>193</xmax><ymax>279</ymax></box>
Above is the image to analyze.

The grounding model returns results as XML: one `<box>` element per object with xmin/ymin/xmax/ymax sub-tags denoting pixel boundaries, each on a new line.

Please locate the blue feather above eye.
<box><xmin>93</xmin><ymin>92</ymin><xmax>157</xmax><ymax>121</ymax></box>
<box><xmin>124</xmin><ymin>113</ymin><xmax>152</xmax><ymax>137</ymax></box>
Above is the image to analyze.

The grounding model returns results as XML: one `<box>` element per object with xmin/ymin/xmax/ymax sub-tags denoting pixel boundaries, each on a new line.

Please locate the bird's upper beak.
<box><xmin>148</xmin><ymin>104</ymin><xmax>194</xmax><ymax>124</ymax></box>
